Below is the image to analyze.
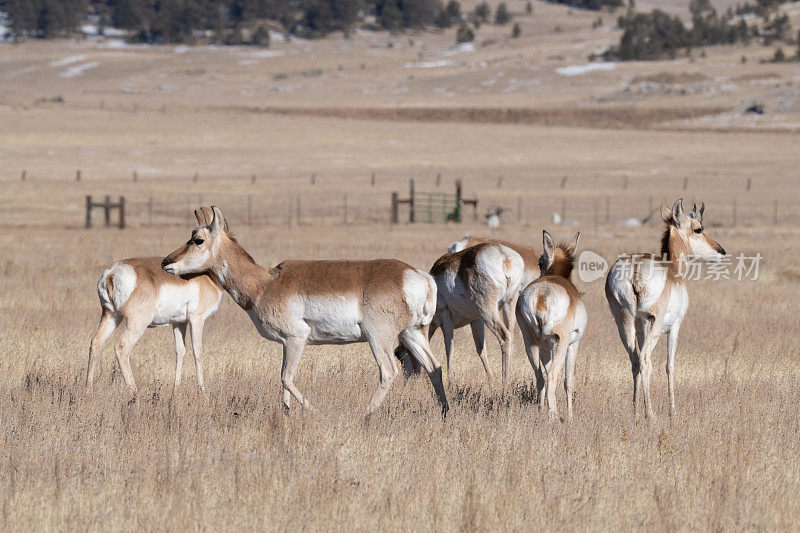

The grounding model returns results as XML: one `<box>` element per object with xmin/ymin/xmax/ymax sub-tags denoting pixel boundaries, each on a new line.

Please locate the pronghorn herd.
<box><xmin>88</xmin><ymin>199</ymin><xmax>725</xmax><ymax>422</ymax></box>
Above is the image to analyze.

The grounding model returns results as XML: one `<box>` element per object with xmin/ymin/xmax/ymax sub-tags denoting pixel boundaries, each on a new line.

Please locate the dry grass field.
<box><xmin>2</xmin><ymin>1</ymin><xmax>800</xmax><ymax>529</ymax></box>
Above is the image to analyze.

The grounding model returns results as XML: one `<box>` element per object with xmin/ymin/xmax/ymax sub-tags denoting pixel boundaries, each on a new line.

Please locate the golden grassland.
<box><xmin>2</xmin><ymin>9</ymin><xmax>800</xmax><ymax>527</ymax></box>
<box><xmin>1</xmin><ymin>222</ymin><xmax>799</xmax><ymax>530</ymax></box>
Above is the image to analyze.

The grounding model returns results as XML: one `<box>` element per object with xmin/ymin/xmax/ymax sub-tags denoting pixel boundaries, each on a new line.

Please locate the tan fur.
<box><xmin>452</xmin><ymin>236</ymin><xmax>540</xmax><ymax>288</ymax></box>
<box><xmin>421</xmin><ymin>242</ymin><xmax>524</xmax><ymax>383</ymax></box>
<box><xmin>606</xmin><ymin>199</ymin><xmax>726</xmax><ymax>419</ymax></box>
<box><xmin>162</xmin><ymin>206</ymin><xmax>449</xmax><ymax>415</ymax></box>
<box><xmin>516</xmin><ymin>231</ymin><xmax>585</xmax><ymax>419</ymax></box>
<box><xmin>86</xmin><ymin>257</ymin><xmax>222</xmax><ymax>392</ymax></box>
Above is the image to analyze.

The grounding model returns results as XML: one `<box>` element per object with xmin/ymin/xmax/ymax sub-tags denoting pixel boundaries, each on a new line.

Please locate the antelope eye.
<box><xmin>694</xmin><ymin>227</ymin><xmax>703</xmax><ymax>234</ymax></box>
<box><xmin>194</xmin><ymin>238</ymin><xmax>205</xmax><ymax>245</ymax></box>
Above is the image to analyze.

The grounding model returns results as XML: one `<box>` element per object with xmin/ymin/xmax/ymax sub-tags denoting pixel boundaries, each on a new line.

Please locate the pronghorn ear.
<box><xmin>194</xmin><ymin>209</ymin><xmax>206</xmax><ymax>227</ymax></box>
<box><xmin>660</xmin><ymin>200</ymin><xmax>672</xmax><ymax>223</ymax></box>
<box><xmin>672</xmin><ymin>198</ymin><xmax>686</xmax><ymax>226</ymax></box>
<box><xmin>699</xmin><ymin>202</ymin><xmax>705</xmax><ymax>222</ymax></box>
<box><xmin>542</xmin><ymin>230</ymin><xmax>555</xmax><ymax>255</ymax></box>
<box><xmin>566</xmin><ymin>231</ymin><xmax>580</xmax><ymax>256</ymax></box>
<box><xmin>210</xmin><ymin>206</ymin><xmax>226</xmax><ymax>234</ymax></box>
<box><xmin>199</xmin><ymin>206</ymin><xmax>215</xmax><ymax>226</ymax></box>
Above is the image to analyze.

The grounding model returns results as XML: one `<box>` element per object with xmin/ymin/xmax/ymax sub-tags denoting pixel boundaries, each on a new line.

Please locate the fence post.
<box><xmin>76</xmin><ymin>170</ymin><xmax>81</xmax><ymax>182</ymax></box>
<box><xmin>193</xmin><ymin>171</ymin><xmax>199</xmax><ymax>183</ymax></box>
<box><xmin>560</xmin><ymin>176</ymin><xmax>567</xmax><ymax>189</ymax></box>
<box><xmin>391</xmin><ymin>192</ymin><xmax>399</xmax><ymax>224</ymax></box>
<box><xmin>497</xmin><ymin>175</ymin><xmax>503</xmax><ymax>189</ymax></box>
<box><xmin>133</xmin><ymin>171</ymin><xmax>138</xmax><ymax>183</ymax></box>
<box><xmin>371</xmin><ymin>173</ymin><xmax>376</xmax><ymax>186</ymax></box>
<box><xmin>251</xmin><ymin>174</ymin><xmax>256</xmax><ymax>185</ymax></box>
<box><xmin>746</xmin><ymin>177</ymin><xmax>751</xmax><ymax>191</ymax></box>
<box><xmin>85</xmin><ymin>195</ymin><xmax>92</xmax><ymax>228</ymax></box>
<box><xmin>21</xmin><ymin>170</ymin><xmax>26</xmax><ymax>181</ymax></box>
<box><xmin>310</xmin><ymin>173</ymin><xmax>316</xmax><ymax>185</ymax></box>
<box><xmin>119</xmin><ymin>196</ymin><xmax>126</xmax><ymax>229</ymax></box>
<box><xmin>104</xmin><ymin>195</ymin><xmax>111</xmax><ymax>227</ymax></box>
<box><xmin>436</xmin><ymin>173</ymin><xmax>441</xmax><ymax>187</ymax></box>
<box><xmin>409</xmin><ymin>179</ymin><xmax>415</xmax><ymax>223</ymax></box>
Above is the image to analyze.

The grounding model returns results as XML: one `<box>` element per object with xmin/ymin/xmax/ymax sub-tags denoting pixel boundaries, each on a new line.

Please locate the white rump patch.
<box><xmin>104</xmin><ymin>263</ymin><xmax>137</xmax><ymax>311</ymax></box>
<box><xmin>404</xmin><ymin>270</ymin><xmax>435</xmax><ymax>326</ymax></box>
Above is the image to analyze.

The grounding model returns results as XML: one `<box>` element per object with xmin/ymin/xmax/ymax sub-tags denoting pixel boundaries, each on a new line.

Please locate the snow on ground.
<box><xmin>405</xmin><ymin>60</ymin><xmax>459</xmax><ymax>68</ymax></box>
<box><xmin>60</xmin><ymin>62</ymin><xmax>99</xmax><ymax>78</ymax></box>
<box><xmin>50</xmin><ymin>55</ymin><xmax>87</xmax><ymax>67</ymax></box>
<box><xmin>556</xmin><ymin>62</ymin><xmax>615</xmax><ymax>76</ymax></box>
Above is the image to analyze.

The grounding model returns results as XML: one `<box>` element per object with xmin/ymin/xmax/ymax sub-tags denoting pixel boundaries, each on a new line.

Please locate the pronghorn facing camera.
<box><xmin>516</xmin><ymin>230</ymin><xmax>585</xmax><ymax>420</ymax></box>
<box><xmin>398</xmin><ymin>242</ymin><xmax>524</xmax><ymax>383</ymax></box>
<box><xmin>448</xmin><ymin>235</ymin><xmax>540</xmax><ymax>289</ymax></box>
<box><xmin>606</xmin><ymin>199</ymin><xmax>726</xmax><ymax>419</ymax></box>
<box><xmin>161</xmin><ymin>206</ymin><xmax>449</xmax><ymax>416</ymax></box>
<box><xmin>87</xmin><ymin>208</ymin><xmax>223</xmax><ymax>392</ymax></box>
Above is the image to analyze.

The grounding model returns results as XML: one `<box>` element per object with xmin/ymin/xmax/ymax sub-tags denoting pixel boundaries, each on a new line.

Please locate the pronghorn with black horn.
<box><xmin>87</xmin><ymin>207</ymin><xmax>223</xmax><ymax>392</ymax></box>
<box><xmin>161</xmin><ymin>206</ymin><xmax>449</xmax><ymax>416</ymax></box>
<box><xmin>516</xmin><ymin>230</ymin><xmax>585</xmax><ymax>420</ymax></box>
<box><xmin>398</xmin><ymin>242</ymin><xmax>524</xmax><ymax>383</ymax></box>
<box><xmin>605</xmin><ymin>199</ymin><xmax>726</xmax><ymax>419</ymax></box>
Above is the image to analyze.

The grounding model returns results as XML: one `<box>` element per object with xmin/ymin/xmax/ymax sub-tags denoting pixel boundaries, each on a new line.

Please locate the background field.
<box><xmin>1</xmin><ymin>1</ymin><xmax>800</xmax><ymax>529</ymax></box>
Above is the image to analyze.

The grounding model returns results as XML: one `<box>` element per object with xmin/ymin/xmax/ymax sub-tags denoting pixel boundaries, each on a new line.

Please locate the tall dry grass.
<box><xmin>1</xmin><ymin>222</ymin><xmax>798</xmax><ymax>530</ymax></box>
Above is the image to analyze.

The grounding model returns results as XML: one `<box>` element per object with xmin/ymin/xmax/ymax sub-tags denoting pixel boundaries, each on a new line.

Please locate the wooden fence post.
<box><xmin>85</xmin><ymin>196</ymin><xmax>92</xmax><ymax>228</ymax></box>
<box><xmin>76</xmin><ymin>170</ymin><xmax>81</xmax><ymax>182</ymax></box>
<box><xmin>119</xmin><ymin>196</ymin><xmax>126</xmax><ymax>229</ymax></box>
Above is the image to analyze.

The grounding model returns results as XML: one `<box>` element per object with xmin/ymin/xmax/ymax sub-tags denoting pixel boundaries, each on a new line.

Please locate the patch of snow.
<box><xmin>405</xmin><ymin>60</ymin><xmax>459</xmax><ymax>68</ymax></box>
<box><xmin>251</xmin><ymin>50</ymin><xmax>283</xmax><ymax>58</ymax></box>
<box><xmin>7</xmin><ymin>66</ymin><xmax>37</xmax><ymax>77</ymax></box>
<box><xmin>103</xmin><ymin>39</ymin><xmax>136</xmax><ymax>49</ymax></box>
<box><xmin>439</xmin><ymin>42</ymin><xmax>476</xmax><ymax>56</ymax></box>
<box><xmin>50</xmin><ymin>55</ymin><xmax>87</xmax><ymax>67</ymax></box>
<box><xmin>174</xmin><ymin>45</ymin><xmax>190</xmax><ymax>54</ymax></box>
<box><xmin>60</xmin><ymin>62</ymin><xmax>99</xmax><ymax>78</ymax></box>
<box><xmin>556</xmin><ymin>62</ymin><xmax>615</xmax><ymax>76</ymax></box>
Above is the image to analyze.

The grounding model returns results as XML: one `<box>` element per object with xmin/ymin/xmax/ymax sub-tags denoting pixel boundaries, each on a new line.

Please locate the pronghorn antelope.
<box><xmin>448</xmin><ymin>235</ymin><xmax>540</xmax><ymax>288</ymax></box>
<box><xmin>606</xmin><ymin>199</ymin><xmax>726</xmax><ymax>419</ymax></box>
<box><xmin>516</xmin><ymin>230</ymin><xmax>585</xmax><ymax>420</ymax></box>
<box><xmin>161</xmin><ymin>206</ymin><xmax>449</xmax><ymax>415</ymax></box>
<box><xmin>399</xmin><ymin>242</ymin><xmax>524</xmax><ymax>383</ymax></box>
<box><xmin>87</xmin><ymin>208</ymin><xmax>223</xmax><ymax>392</ymax></box>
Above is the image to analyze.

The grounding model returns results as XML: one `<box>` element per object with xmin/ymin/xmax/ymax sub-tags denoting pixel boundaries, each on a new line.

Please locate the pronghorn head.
<box><xmin>162</xmin><ymin>206</ymin><xmax>230</xmax><ymax>276</ymax></box>
<box><xmin>539</xmin><ymin>230</ymin><xmax>580</xmax><ymax>278</ymax></box>
<box><xmin>447</xmin><ymin>234</ymin><xmax>471</xmax><ymax>253</ymax></box>
<box><xmin>660</xmin><ymin>199</ymin><xmax>726</xmax><ymax>261</ymax></box>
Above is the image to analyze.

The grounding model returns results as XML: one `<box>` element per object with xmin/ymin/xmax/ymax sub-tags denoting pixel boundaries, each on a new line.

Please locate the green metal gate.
<box><xmin>414</xmin><ymin>192</ymin><xmax>461</xmax><ymax>223</ymax></box>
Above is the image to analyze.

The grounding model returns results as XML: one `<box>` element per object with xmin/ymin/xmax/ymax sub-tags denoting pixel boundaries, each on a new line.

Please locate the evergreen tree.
<box><xmin>494</xmin><ymin>2</ymin><xmax>509</xmax><ymax>25</ymax></box>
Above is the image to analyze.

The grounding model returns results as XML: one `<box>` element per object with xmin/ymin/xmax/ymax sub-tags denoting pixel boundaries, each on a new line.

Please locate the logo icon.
<box><xmin>578</xmin><ymin>250</ymin><xmax>608</xmax><ymax>283</ymax></box>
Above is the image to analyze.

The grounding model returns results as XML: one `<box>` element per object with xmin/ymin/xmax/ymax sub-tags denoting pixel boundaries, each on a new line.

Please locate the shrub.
<box><xmin>456</xmin><ymin>23</ymin><xmax>474</xmax><ymax>43</ymax></box>
<box><xmin>511</xmin><ymin>22</ymin><xmax>521</xmax><ymax>37</ymax></box>
<box><xmin>494</xmin><ymin>2</ymin><xmax>510</xmax><ymax>25</ymax></box>
<box><xmin>251</xmin><ymin>25</ymin><xmax>270</xmax><ymax>47</ymax></box>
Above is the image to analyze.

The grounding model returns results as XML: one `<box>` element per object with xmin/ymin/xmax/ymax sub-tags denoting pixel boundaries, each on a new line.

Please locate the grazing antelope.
<box><xmin>398</xmin><ymin>242</ymin><xmax>524</xmax><ymax>383</ymax></box>
<box><xmin>606</xmin><ymin>199</ymin><xmax>726</xmax><ymax>419</ymax></box>
<box><xmin>448</xmin><ymin>235</ymin><xmax>540</xmax><ymax>288</ymax></box>
<box><xmin>87</xmin><ymin>208</ymin><xmax>223</xmax><ymax>392</ymax></box>
<box><xmin>161</xmin><ymin>206</ymin><xmax>449</xmax><ymax>416</ymax></box>
<box><xmin>516</xmin><ymin>230</ymin><xmax>585</xmax><ymax>420</ymax></box>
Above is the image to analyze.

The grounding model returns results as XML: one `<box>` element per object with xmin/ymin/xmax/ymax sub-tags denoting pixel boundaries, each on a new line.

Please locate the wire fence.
<box><xmin>2</xmin><ymin>170</ymin><xmax>798</xmax><ymax>229</ymax></box>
